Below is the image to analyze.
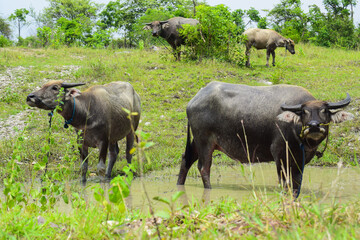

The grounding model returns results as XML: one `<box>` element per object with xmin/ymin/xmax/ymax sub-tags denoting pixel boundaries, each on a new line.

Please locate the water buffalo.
<box><xmin>143</xmin><ymin>17</ymin><xmax>199</xmax><ymax>60</ymax></box>
<box><xmin>26</xmin><ymin>80</ymin><xmax>141</xmax><ymax>182</ymax></box>
<box><xmin>244</xmin><ymin>28</ymin><xmax>295</xmax><ymax>67</ymax></box>
<box><xmin>177</xmin><ymin>82</ymin><xmax>353</xmax><ymax>197</ymax></box>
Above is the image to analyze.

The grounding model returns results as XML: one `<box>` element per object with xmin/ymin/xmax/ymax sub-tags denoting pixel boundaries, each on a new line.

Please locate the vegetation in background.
<box><xmin>2</xmin><ymin>0</ymin><xmax>360</xmax><ymax>51</ymax></box>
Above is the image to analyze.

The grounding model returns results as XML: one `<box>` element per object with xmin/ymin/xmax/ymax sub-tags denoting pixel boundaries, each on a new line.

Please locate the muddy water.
<box><xmin>125</xmin><ymin>163</ymin><xmax>360</xmax><ymax>212</ymax></box>
<box><xmin>2</xmin><ymin>163</ymin><xmax>360</xmax><ymax>213</ymax></box>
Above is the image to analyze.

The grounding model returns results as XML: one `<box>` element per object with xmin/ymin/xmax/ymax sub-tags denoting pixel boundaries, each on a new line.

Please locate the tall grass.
<box><xmin>0</xmin><ymin>45</ymin><xmax>359</xmax><ymax>238</ymax></box>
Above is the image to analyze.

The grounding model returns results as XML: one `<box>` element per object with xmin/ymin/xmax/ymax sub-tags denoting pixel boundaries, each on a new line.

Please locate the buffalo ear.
<box><xmin>330</xmin><ymin>110</ymin><xmax>354</xmax><ymax>123</ymax></box>
<box><xmin>277</xmin><ymin>111</ymin><xmax>301</xmax><ymax>124</ymax></box>
<box><xmin>65</xmin><ymin>88</ymin><xmax>81</xmax><ymax>100</ymax></box>
<box><xmin>143</xmin><ymin>25</ymin><xmax>152</xmax><ymax>30</ymax></box>
<box><xmin>162</xmin><ymin>23</ymin><xmax>170</xmax><ymax>29</ymax></box>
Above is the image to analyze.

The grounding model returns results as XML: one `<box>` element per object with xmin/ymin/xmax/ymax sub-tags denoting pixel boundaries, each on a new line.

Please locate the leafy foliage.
<box><xmin>307</xmin><ymin>1</ymin><xmax>357</xmax><ymax>48</ymax></box>
<box><xmin>0</xmin><ymin>17</ymin><xmax>12</xmax><ymax>39</ymax></box>
<box><xmin>268</xmin><ymin>0</ymin><xmax>308</xmax><ymax>42</ymax></box>
<box><xmin>180</xmin><ymin>4</ymin><xmax>246</xmax><ymax>65</ymax></box>
<box><xmin>0</xmin><ymin>35</ymin><xmax>12</xmax><ymax>47</ymax></box>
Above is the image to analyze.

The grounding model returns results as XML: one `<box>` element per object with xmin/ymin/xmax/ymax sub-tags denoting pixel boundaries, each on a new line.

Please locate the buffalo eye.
<box><xmin>302</xmin><ymin>109</ymin><xmax>310</xmax><ymax>115</ymax></box>
<box><xmin>319</xmin><ymin>108</ymin><xmax>328</xmax><ymax>117</ymax></box>
<box><xmin>52</xmin><ymin>85</ymin><xmax>59</xmax><ymax>91</ymax></box>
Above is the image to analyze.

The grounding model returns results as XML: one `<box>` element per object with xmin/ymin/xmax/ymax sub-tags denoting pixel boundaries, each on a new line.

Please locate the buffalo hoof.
<box><xmin>97</xmin><ymin>162</ymin><xmax>106</xmax><ymax>177</ymax></box>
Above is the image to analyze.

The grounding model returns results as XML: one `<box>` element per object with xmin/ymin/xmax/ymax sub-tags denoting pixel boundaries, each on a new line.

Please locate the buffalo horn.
<box><xmin>281</xmin><ymin>103</ymin><xmax>302</xmax><ymax>112</ymax></box>
<box><xmin>327</xmin><ymin>93</ymin><xmax>351</xmax><ymax>109</ymax></box>
<box><xmin>61</xmin><ymin>82</ymin><xmax>85</xmax><ymax>89</ymax></box>
<box><xmin>160</xmin><ymin>20</ymin><xmax>169</xmax><ymax>24</ymax></box>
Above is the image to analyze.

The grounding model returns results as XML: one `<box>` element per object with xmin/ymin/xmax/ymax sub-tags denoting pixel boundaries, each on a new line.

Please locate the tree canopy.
<box><xmin>3</xmin><ymin>0</ymin><xmax>360</xmax><ymax>50</ymax></box>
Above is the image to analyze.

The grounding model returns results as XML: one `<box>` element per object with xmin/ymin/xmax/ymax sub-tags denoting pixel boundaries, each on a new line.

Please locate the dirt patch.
<box><xmin>0</xmin><ymin>66</ymin><xmax>29</xmax><ymax>90</ymax></box>
<box><xmin>0</xmin><ymin>109</ymin><xmax>36</xmax><ymax>140</ymax></box>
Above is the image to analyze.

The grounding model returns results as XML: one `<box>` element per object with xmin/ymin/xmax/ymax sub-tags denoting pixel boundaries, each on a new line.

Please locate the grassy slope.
<box><xmin>0</xmin><ymin>45</ymin><xmax>359</xmax><ymax>238</ymax></box>
<box><xmin>0</xmin><ymin>44</ymin><xmax>359</xmax><ymax>174</ymax></box>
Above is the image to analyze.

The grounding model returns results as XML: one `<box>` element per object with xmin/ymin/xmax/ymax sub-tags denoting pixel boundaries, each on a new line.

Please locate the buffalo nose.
<box><xmin>26</xmin><ymin>93</ymin><xmax>36</xmax><ymax>102</ymax></box>
<box><xmin>308</xmin><ymin>120</ymin><xmax>319</xmax><ymax>128</ymax></box>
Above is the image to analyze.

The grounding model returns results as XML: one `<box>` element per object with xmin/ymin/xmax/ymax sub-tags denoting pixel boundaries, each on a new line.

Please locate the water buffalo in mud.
<box><xmin>27</xmin><ymin>80</ymin><xmax>141</xmax><ymax>182</ymax></box>
<box><xmin>177</xmin><ymin>82</ymin><xmax>353</xmax><ymax>198</ymax></box>
<box><xmin>244</xmin><ymin>28</ymin><xmax>295</xmax><ymax>67</ymax></box>
<box><xmin>143</xmin><ymin>17</ymin><xmax>199</xmax><ymax>60</ymax></box>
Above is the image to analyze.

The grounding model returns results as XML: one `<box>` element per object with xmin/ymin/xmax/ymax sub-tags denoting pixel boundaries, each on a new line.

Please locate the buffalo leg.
<box><xmin>126</xmin><ymin>132</ymin><xmax>135</xmax><ymax>164</ymax></box>
<box><xmin>177</xmin><ymin>140</ymin><xmax>198</xmax><ymax>185</ymax></box>
<box><xmin>275</xmin><ymin>156</ymin><xmax>304</xmax><ymax>198</ymax></box>
<box><xmin>97</xmin><ymin>141</ymin><xmax>108</xmax><ymax>177</ymax></box>
<box><xmin>106</xmin><ymin>143</ymin><xmax>119</xmax><ymax>179</ymax></box>
<box><xmin>245</xmin><ymin>46</ymin><xmax>251</xmax><ymax>67</ymax></box>
<box><xmin>275</xmin><ymin>158</ymin><xmax>290</xmax><ymax>191</ymax></box>
<box><xmin>197</xmin><ymin>142</ymin><xmax>214</xmax><ymax>189</ymax></box>
<box><xmin>79</xmin><ymin>145</ymin><xmax>89</xmax><ymax>183</ymax></box>
<box><xmin>291</xmin><ymin>161</ymin><xmax>304</xmax><ymax>198</ymax></box>
<box><xmin>266</xmin><ymin>49</ymin><xmax>271</xmax><ymax>67</ymax></box>
<box><xmin>271</xmin><ymin>50</ymin><xmax>276</xmax><ymax>66</ymax></box>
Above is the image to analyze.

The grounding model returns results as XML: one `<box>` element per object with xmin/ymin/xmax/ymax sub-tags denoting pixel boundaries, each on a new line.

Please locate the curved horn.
<box><xmin>144</xmin><ymin>22</ymin><xmax>152</xmax><ymax>25</ymax></box>
<box><xmin>61</xmin><ymin>82</ymin><xmax>85</xmax><ymax>89</ymax></box>
<box><xmin>281</xmin><ymin>103</ymin><xmax>302</xmax><ymax>112</ymax></box>
<box><xmin>327</xmin><ymin>93</ymin><xmax>351</xmax><ymax>109</ymax></box>
<box><xmin>160</xmin><ymin>20</ymin><xmax>168</xmax><ymax>24</ymax></box>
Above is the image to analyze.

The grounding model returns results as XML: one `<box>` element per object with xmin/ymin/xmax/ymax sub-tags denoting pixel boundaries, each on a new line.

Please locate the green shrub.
<box><xmin>180</xmin><ymin>4</ymin><xmax>246</xmax><ymax>65</ymax></box>
<box><xmin>0</xmin><ymin>35</ymin><xmax>12</xmax><ymax>47</ymax></box>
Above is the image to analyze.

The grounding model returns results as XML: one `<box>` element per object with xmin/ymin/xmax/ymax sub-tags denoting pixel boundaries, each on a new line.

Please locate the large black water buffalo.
<box><xmin>244</xmin><ymin>28</ymin><xmax>295</xmax><ymax>67</ymax></box>
<box><xmin>143</xmin><ymin>17</ymin><xmax>199</xmax><ymax>60</ymax></box>
<box><xmin>177</xmin><ymin>82</ymin><xmax>353</xmax><ymax>197</ymax></box>
<box><xmin>27</xmin><ymin>80</ymin><xmax>141</xmax><ymax>182</ymax></box>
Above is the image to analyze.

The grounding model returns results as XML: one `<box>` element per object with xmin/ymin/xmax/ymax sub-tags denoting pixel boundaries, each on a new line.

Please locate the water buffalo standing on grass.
<box><xmin>177</xmin><ymin>82</ymin><xmax>353</xmax><ymax>198</ymax></box>
<box><xmin>244</xmin><ymin>28</ymin><xmax>295</xmax><ymax>67</ymax></box>
<box><xmin>143</xmin><ymin>17</ymin><xmax>199</xmax><ymax>60</ymax></box>
<box><xmin>27</xmin><ymin>80</ymin><xmax>141</xmax><ymax>182</ymax></box>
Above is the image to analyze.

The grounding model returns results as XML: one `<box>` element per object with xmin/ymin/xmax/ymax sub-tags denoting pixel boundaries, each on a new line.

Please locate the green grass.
<box><xmin>0</xmin><ymin>45</ymin><xmax>359</xmax><ymax>238</ymax></box>
<box><xmin>0</xmin><ymin>44</ymin><xmax>358</xmax><ymax>173</ymax></box>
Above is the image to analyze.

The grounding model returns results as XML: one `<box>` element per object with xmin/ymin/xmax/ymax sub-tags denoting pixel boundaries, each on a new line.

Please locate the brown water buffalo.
<box><xmin>26</xmin><ymin>80</ymin><xmax>141</xmax><ymax>182</ymax></box>
<box><xmin>244</xmin><ymin>28</ymin><xmax>295</xmax><ymax>67</ymax></box>
<box><xmin>143</xmin><ymin>17</ymin><xmax>199</xmax><ymax>60</ymax></box>
<box><xmin>177</xmin><ymin>82</ymin><xmax>353</xmax><ymax>198</ymax></box>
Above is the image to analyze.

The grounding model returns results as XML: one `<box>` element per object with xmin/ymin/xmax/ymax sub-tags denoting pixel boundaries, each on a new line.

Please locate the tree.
<box><xmin>43</xmin><ymin>0</ymin><xmax>98</xmax><ymax>22</ymax></box>
<box><xmin>0</xmin><ymin>17</ymin><xmax>12</xmax><ymax>38</ymax></box>
<box><xmin>8</xmin><ymin>8</ymin><xmax>29</xmax><ymax>39</ymax></box>
<box><xmin>268</xmin><ymin>0</ymin><xmax>309</xmax><ymax>42</ymax></box>
<box><xmin>100</xmin><ymin>0</ymin><xmax>154</xmax><ymax>47</ymax></box>
<box><xmin>308</xmin><ymin>0</ymin><xmax>358</xmax><ymax>48</ymax></box>
<box><xmin>231</xmin><ymin>9</ymin><xmax>246</xmax><ymax>32</ymax></box>
<box><xmin>231</xmin><ymin>8</ymin><xmax>267</xmax><ymax>34</ymax></box>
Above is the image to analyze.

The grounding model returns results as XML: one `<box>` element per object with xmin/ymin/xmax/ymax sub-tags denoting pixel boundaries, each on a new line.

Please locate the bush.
<box><xmin>16</xmin><ymin>36</ymin><xmax>41</xmax><ymax>48</ymax></box>
<box><xmin>0</xmin><ymin>35</ymin><xmax>12</xmax><ymax>47</ymax></box>
<box><xmin>108</xmin><ymin>38</ymin><xmax>125</xmax><ymax>49</ymax></box>
<box><xmin>180</xmin><ymin>4</ymin><xmax>246</xmax><ymax>66</ymax></box>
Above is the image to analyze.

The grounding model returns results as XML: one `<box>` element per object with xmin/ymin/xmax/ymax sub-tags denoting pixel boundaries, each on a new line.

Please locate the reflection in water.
<box><xmin>2</xmin><ymin>163</ymin><xmax>359</xmax><ymax>213</ymax></box>
<box><xmin>125</xmin><ymin>163</ymin><xmax>360</xmax><ymax>213</ymax></box>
